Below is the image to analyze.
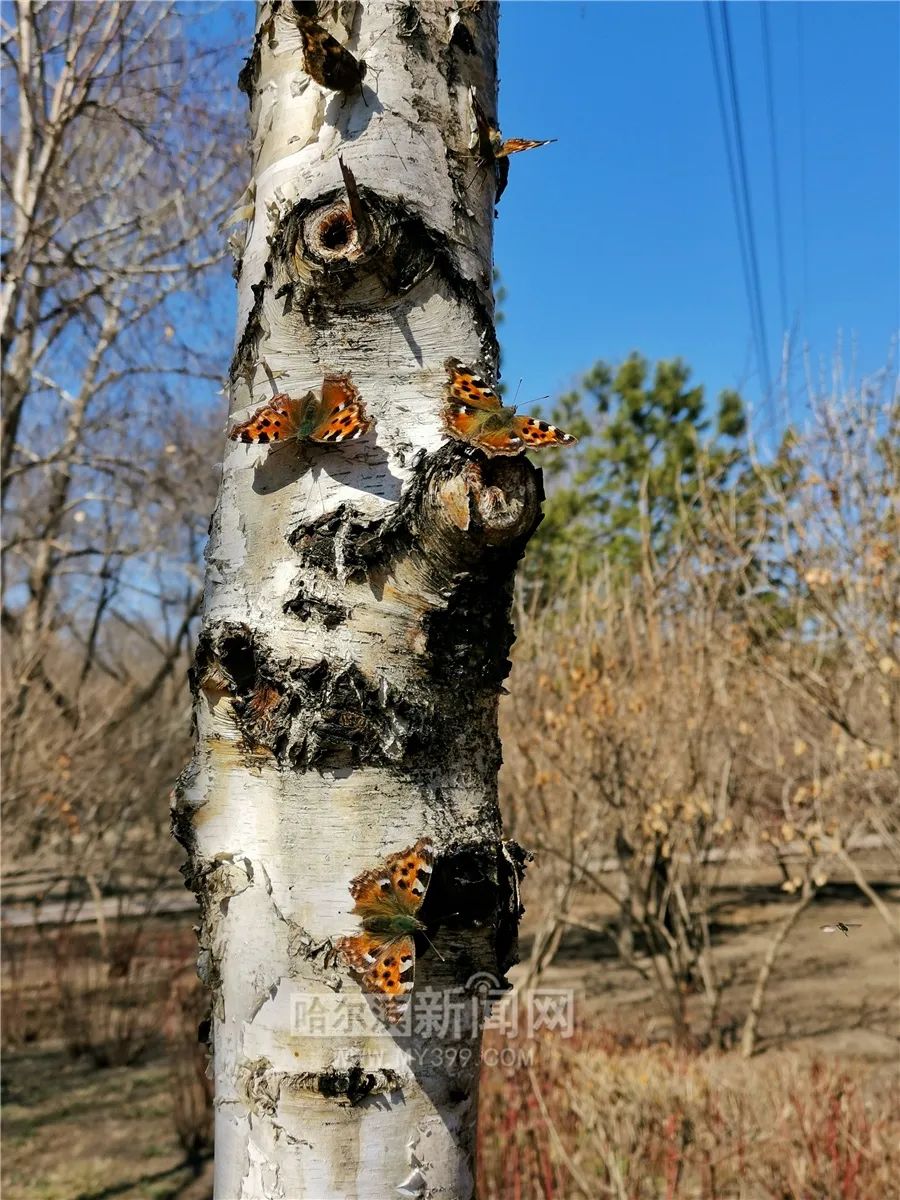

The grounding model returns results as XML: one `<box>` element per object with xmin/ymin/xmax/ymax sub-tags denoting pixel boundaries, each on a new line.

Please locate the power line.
<box><xmin>719</xmin><ymin>1</ymin><xmax>774</xmax><ymax>405</ymax></box>
<box><xmin>705</xmin><ymin>0</ymin><xmax>777</xmax><ymax>405</ymax></box>
<box><xmin>760</xmin><ymin>3</ymin><xmax>789</xmax><ymax>337</ymax></box>
<box><xmin>796</xmin><ymin>1</ymin><xmax>810</xmax><ymax>317</ymax></box>
<box><xmin>704</xmin><ymin>4</ymin><xmax>753</xmax><ymax>325</ymax></box>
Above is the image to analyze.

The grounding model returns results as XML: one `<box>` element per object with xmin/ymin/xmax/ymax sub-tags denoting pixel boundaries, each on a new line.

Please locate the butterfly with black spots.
<box><xmin>228</xmin><ymin>374</ymin><xmax>371</xmax><ymax>447</ymax></box>
<box><xmin>442</xmin><ymin>359</ymin><xmax>576</xmax><ymax>457</ymax></box>
<box><xmin>336</xmin><ymin>838</ymin><xmax>434</xmax><ymax>1024</ymax></box>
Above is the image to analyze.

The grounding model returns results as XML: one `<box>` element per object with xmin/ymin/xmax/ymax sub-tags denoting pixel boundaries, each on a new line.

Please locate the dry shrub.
<box><xmin>0</xmin><ymin>915</ymin><xmax>199</xmax><ymax>1070</ymax></box>
<box><xmin>54</xmin><ymin>956</ymin><xmax>165</xmax><ymax>1068</ymax></box>
<box><xmin>1</xmin><ymin>921</ymin><xmax>153</xmax><ymax>1063</ymax></box>
<box><xmin>501</xmin><ymin>367</ymin><xmax>899</xmax><ymax>1040</ymax></box>
<box><xmin>1</xmin><ymin>0</ymin><xmax>232</xmax><ymax>957</ymax></box>
<box><xmin>1</xmin><ymin>642</ymin><xmax>194</xmax><ymax>888</ymax></box>
<box><xmin>477</xmin><ymin>1029</ymin><xmax>900</xmax><ymax>1200</ymax></box>
<box><xmin>165</xmin><ymin>965</ymin><xmax>214</xmax><ymax>1169</ymax></box>
<box><xmin>1</xmin><ymin>635</ymin><xmax>198</xmax><ymax>1053</ymax></box>
<box><xmin>0</xmin><ymin>922</ymin><xmax>45</xmax><ymax>1048</ymax></box>
<box><xmin>46</xmin><ymin>921</ymin><xmax>194</xmax><ymax>1068</ymax></box>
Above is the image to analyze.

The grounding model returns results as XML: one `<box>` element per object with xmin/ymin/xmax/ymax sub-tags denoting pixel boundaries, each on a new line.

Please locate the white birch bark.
<box><xmin>174</xmin><ymin>3</ymin><xmax>537</xmax><ymax>1196</ymax></box>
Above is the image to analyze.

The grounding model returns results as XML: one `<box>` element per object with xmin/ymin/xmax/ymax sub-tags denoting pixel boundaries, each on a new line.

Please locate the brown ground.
<box><xmin>2</xmin><ymin>861</ymin><xmax>898</xmax><ymax>1200</ymax></box>
<box><xmin>1</xmin><ymin>1051</ymin><xmax>213</xmax><ymax>1200</ymax></box>
<box><xmin>523</xmin><ymin>864</ymin><xmax>900</xmax><ymax>1065</ymax></box>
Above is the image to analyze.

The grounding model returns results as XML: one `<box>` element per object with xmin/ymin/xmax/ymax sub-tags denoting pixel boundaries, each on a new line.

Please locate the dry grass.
<box><xmin>1</xmin><ymin>1047</ymin><xmax>210</xmax><ymax>1200</ymax></box>
<box><xmin>478</xmin><ymin>1028</ymin><xmax>900</xmax><ymax>1200</ymax></box>
<box><xmin>1</xmin><ymin>918</ymin><xmax>213</xmax><ymax>1199</ymax></box>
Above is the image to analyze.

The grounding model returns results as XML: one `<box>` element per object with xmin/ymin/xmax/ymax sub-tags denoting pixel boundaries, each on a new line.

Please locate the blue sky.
<box><xmin>196</xmin><ymin>1</ymin><xmax>898</xmax><ymax>436</ymax></box>
<box><xmin>495</xmin><ymin>1</ymin><xmax>898</xmax><ymax>434</ymax></box>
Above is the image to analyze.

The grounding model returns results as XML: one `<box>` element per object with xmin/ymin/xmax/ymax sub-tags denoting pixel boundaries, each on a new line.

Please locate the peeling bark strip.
<box><xmin>174</xmin><ymin>4</ymin><xmax>538</xmax><ymax>1196</ymax></box>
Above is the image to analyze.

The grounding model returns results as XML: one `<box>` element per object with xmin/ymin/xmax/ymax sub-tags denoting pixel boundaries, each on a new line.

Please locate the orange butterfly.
<box><xmin>336</xmin><ymin>838</ymin><xmax>434</xmax><ymax>1024</ymax></box>
<box><xmin>472</xmin><ymin>94</ymin><xmax>555</xmax><ymax>162</ymax></box>
<box><xmin>228</xmin><ymin>374</ymin><xmax>371</xmax><ymax>446</ymax></box>
<box><xmin>469</xmin><ymin>95</ymin><xmax>555</xmax><ymax>198</ymax></box>
<box><xmin>442</xmin><ymin>359</ymin><xmax>577</xmax><ymax>457</ymax></box>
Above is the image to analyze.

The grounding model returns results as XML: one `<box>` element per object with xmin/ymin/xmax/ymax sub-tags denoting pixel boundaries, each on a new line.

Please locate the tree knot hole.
<box><xmin>321</xmin><ymin>209</ymin><xmax>353</xmax><ymax>250</ymax></box>
<box><xmin>217</xmin><ymin>631</ymin><xmax>257</xmax><ymax>694</ymax></box>
<box><xmin>305</xmin><ymin>202</ymin><xmax>361</xmax><ymax>262</ymax></box>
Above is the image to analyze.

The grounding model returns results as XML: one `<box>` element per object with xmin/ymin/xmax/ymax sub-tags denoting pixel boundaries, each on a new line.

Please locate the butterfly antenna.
<box><xmin>512</xmin><ymin>378</ymin><xmax>523</xmax><ymax>405</ymax></box>
<box><xmin>420</xmin><ymin>931</ymin><xmax>445</xmax><ymax>963</ymax></box>
<box><xmin>520</xmin><ymin>393</ymin><xmax>550</xmax><ymax>412</ymax></box>
<box><xmin>360</xmin><ymin>23</ymin><xmax>390</xmax><ymax>58</ymax></box>
<box><xmin>355</xmin><ymin>23</ymin><xmax>392</xmax><ymax>107</ymax></box>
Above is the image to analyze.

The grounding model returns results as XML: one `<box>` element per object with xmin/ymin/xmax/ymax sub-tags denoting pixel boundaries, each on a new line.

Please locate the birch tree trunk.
<box><xmin>174</xmin><ymin>3</ymin><xmax>538</xmax><ymax>1196</ymax></box>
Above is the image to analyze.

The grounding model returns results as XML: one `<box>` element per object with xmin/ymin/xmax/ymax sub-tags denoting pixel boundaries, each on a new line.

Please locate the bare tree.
<box><xmin>172</xmin><ymin>2</ymin><xmax>555</xmax><ymax>1194</ymax></box>
<box><xmin>502</xmin><ymin>357</ymin><xmax>899</xmax><ymax>1048</ymax></box>
<box><xmin>1</xmin><ymin>2</ymin><xmax>243</xmax><ymax>933</ymax></box>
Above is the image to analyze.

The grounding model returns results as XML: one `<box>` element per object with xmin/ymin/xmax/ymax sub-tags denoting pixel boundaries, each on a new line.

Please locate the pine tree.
<box><xmin>526</xmin><ymin>353</ymin><xmax>750</xmax><ymax>588</ymax></box>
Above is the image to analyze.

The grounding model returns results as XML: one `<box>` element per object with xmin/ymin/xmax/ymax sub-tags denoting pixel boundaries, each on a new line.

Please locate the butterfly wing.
<box><xmin>443</xmin><ymin>361</ymin><xmax>575</xmax><ymax>455</ymax></box>
<box><xmin>341</xmin><ymin>839</ymin><xmax>433</xmax><ymax>1023</ymax></box>
<box><xmin>348</xmin><ymin>837</ymin><xmax>434</xmax><ymax>920</ymax></box>
<box><xmin>496</xmin><ymin>137</ymin><xmax>557</xmax><ymax>159</ymax></box>
<box><xmin>445</xmin><ymin>359</ymin><xmax>502</xmax><ymax>411</ymax></box>
<box><xmin>471</xmin><ymin>95</ymin><xmax>499</xmax><ymax>164</ymax></box>
<box><xmin>337</xmin><ymin>931</ymin><xmax>415</xmax><ymax>1023</ymax></box>
<box><xmin>383</xmin><ymin>837</ymin><xmax>434</xmax><ymax>917</ymax></box>
<box><xmin>228</xmin><ymin>393</ymin><xmax>312</xmax><ymax>444</ymax></box>
<box><xmin>444</xmin><ymin>360</ymin><xmax>527</xmax><ymax>455</ymax></box>
<box><xmin>443</xmin><ymin>407</ymin><xmax>525</xmax><ymax>456</ymax></box>
<box><xmin>309</xmin><ymin>374</ymin><xmax>371</xmax><ymax>443</ymax></box>
<box><xmin>298</xmin><ymin>19</ymin><xmax>365</xmax><ymax>92</ymax></box>
<box><xmin>514</xmin><ymin>415</ymin><xmax>578</xmax><ymax>450</ymax></box>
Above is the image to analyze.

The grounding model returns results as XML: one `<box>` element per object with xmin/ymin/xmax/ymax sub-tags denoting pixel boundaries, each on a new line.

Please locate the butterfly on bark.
<box><xmin>291</xmin><ymin>3</ymin><xmax>365</xmax><ymax>93</ymax></box>
<box><xmin>228</xmin><ymin>374</ymin><xmax>371</xmax><ymax>446</ymax></box>
<box><xmin>336</xmin><ymin>838</ymin><xmax>434</xmax><ymax>1024</ymax></box>
<box><xmin>472</xmin><ymin>95</ymin><xmax>556</xmax><ymax>163</ymax></box>
<box><xmin>470</xmin><ymin>93</ymin><xmax>555</xmax><ymax>198</ymax></box>
<box><xmin>442</xmin><ymin>358</ymin><xmax>577</xmax><ymax>457</ymax></box>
